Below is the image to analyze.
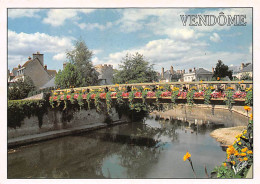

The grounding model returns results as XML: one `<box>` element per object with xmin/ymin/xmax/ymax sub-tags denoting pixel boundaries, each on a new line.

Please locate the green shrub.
<box><xmin>8</xmin><ymin>99</ymin><xmax>48</xmax><ymax>128</ymax></box>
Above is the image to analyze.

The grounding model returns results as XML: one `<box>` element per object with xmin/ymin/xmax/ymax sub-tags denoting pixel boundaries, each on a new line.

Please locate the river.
<box><xmin>8</xmin><ymin>107</ymin><xmax>247</xmax><ymax>178</ymax></box>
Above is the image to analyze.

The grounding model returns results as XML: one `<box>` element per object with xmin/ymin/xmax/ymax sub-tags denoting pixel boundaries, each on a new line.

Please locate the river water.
<box><xmin>8</xmin><ymin>108</ymin><xmax>247</xmax><ymax>179</ymax></box>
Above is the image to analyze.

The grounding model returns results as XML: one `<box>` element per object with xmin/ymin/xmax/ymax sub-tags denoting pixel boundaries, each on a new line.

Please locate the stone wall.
<box><xmin>8</xmin><ymin>107</ymin><xmax>130</xmax><ymax>139</ymax></box>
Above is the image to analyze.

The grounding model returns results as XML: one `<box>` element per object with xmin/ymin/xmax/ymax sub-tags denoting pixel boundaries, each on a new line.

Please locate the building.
<box><xmin>229</xmin><ymin>62</ymin><xmax>252</xmax><ymax>80</ymax></box>
<box><xmin>95</xmin><ymin>64</ymin><xmax>114</xmax><ymax>85</ymax></box>
<box><xmin>8</xmin><ymin>52</ymin><xmax>57</xmax><ymax>89</ymax></box>
<box><xmin>159</xmin><ymin>66</ymin><xmax>184</xmax><ymax>82</ymax></box>
<box><xmin>183</xmin><ymin>68</ymin><xmax>213</xmax><ymax>82</ymax></box>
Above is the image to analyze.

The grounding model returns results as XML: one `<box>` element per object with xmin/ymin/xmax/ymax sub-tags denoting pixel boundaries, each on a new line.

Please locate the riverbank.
<box><xmin>210</xmin><ymin>126</ymin><xmax>247</xmax><ymax>146</ymax></box>
<box><xmin>8</xmin><ymin>120</ymin><xmax>126</xmax><ymax>148</ymax></box>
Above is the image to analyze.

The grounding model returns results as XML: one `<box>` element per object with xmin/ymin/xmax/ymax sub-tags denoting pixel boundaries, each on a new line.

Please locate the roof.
<box><xmin>229</xmin><ymin>65</ymin><xmax>240</xmax><ymax>74</ymax></box>
<box><xmin>195</xmin><ymin>68</ymin><xmax>213</xmax><ymax>75</ymax></box>
<box><xmin>47</xmin><ymin>70</ymin><xmax>57</xmax><ymax>77</ymax></box>
<box><xmin>241</xmin><ymin>63</ymin><xmax>252</xmax><ymax>73</ymax></box>
<box><xmin>40</xmin><ymin>77</ymin><xmax>56</xmax><ymax>89</ymax></box>
<box><xmin>22</xmin><ymin>59</ymin><xmax>34</xmax><ymax>67</ymax></box>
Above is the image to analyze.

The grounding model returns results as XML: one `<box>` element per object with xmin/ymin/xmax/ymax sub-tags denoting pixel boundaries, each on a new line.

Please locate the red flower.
<box><xmin>67</xmin><ymin>95</ymin><xmax>71</xmax><ymax>99</ymax></box>
<box><xmin>135</xmin><ymin>92</ymin><xmax>142</xmax><ymax>97</ymax></box>
<box><xmin>60</xmin><ymin>95</ymin><xmax>64</xmax><ymax>100</ymax></box>
<box><xmin>122</xmin><ymin>92</ymin><xmax>129</xmax><ymax>97</ymax></box>
<box><xmin>53</xmin><ymin>96</ymin><xmax>57</xmax><ymax>100</ymax></box>
<box><xmin>91</xmin><ymin>94</ymin><xmax>96</xmax><ymax>99</ymax></box>
<box><xmin>99</xmin><ymin>93</ymin><xmax>106</xmax><ymax>99</ymax></box>
<box><xmin>82</xmin><ymin>94</ymin><xmax>87</xmax><ymax>99</ymax></box>
<box><xmin>111</xmin><ymin>92</ymin><xmax>117</xmax><ymax>97</ymax></box>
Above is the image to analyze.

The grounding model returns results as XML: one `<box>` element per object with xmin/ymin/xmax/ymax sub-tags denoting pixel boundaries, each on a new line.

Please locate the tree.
<box><xmin>66</xmin><ymin>39</ymin><xmax>99</xmax><ymax>86</ymax></box>
<box><xmin>113</xmin><ymin>53</ymin><xmax>158</xmax><ymax>84</ymax></box>
<box><xmin>55</xmin><ymin>63</ymin><xmax>84</xmax><ymax>89</ymax></box>
<box><xmin>8</xmin><ymin>76</ymin><xmax>35</xmax><ymax>100</ymax></box>
<box><xmin>213</xmin><ymin>60</ymin><xmax>233</xmax><ymax>80</ymax></box>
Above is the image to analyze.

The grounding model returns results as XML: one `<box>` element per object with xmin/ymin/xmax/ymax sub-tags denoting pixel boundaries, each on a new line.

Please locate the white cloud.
<box><xmin>210</xmin><ymin>33</ymin><xmax>221</xmax><ymax>42</ymax></box>
<box><xmin>8</xmin><ymin>9</ymin><xmax>42</xmax><ymax>18</ymax></box>
<box><xmin>53</xmin><ymin>53</ymin><xmax>67</xmax><ymax>61</ymax></box>
<box><xmin>43</xmin><ymin>9</ymin><xmax>95</xmax><ymax>27</ymax></box>
<box><xmin>8</xmin><ymin>30</ymin><xmax>74</xmax><ymax>68</ymax></box>
<box><xmin>76</xmin><ymin>22</ymin><xmax>113</xmax><ymax>30</ymax></box>
<box><xmin>249</xmin><ymin>45</ymin><xmax>252</xmax><ymax>54</ymax></box>
<box><xmin>104</xmin><ymin>38</ymin><xmax>251</xmax><ymax>72</ymax></box>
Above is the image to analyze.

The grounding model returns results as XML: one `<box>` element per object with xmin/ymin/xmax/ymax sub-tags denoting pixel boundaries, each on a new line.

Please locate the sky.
<box><xmin>7</xmin><ymin>8</ymin><xmax>252</xmax><ymax>72</ymax></box>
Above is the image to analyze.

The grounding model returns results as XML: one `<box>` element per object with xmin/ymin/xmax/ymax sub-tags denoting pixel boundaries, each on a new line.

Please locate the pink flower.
<box><xmin>111</xmin><ymin>92</ymin><xmax>117</xmax><ymax>97</ymax></box>
<box><xmin>147</xmin><ymin>91</ymin><xmax>155</xmax><ymax>97</ymax></box>
<box><xmin>74</xmin><ymin>94</ymin><xmax>79</xmax><ymax>99</ymax></box>
<box><xmin>161</xmin><ymin>91</ymin><xmax>172</xmax><ymax>97</ymax></box>
<box><xmin>66</xmin><ymin>95</ymin><xmax>71</xmax><ymax>99</ymax></box>
<box><xmin>60</xmin><ymin>95</ymin><xmax>64</xmax><ymax>100</ymax></box>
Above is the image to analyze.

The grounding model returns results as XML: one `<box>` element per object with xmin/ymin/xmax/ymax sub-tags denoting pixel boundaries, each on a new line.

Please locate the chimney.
<box><xmin>44</xmin><ymin>65</ymin><xmax>47</xmax><ymax>70</ymax></box>
<box><xmin>189</xmin><ymin>69</ymin><xmax>192</xmax><ymax>73</ymax></box>
<box><xmin>63</xmin><ymin>62</ymin><xmax>67</xmax><ymax>70</ymax></box>
<box><xmin>194</xmin><ymin>67</ymin><xmax>196</xmax><ymax>72</ymax></box>
<box><xmin>161</xmin><ymin>67</ymin><xmax>164</xmax><ymax>79</ymax></box>
<box><xmin>18</xmin><ymin>64</ymin><xmax>21</xmax><ymax>69</ymax></box>
<box><xmin>170</xmin><ymin>66</ymin><xmax>174</xmax><ymax>74</ymax></box>
<box><xmin>241</xmin><ymin>63</ymin><xmax>245</xmax><ymax>70</ymax></box>
<box><xmin>183</xmin><ymin>69</ymin><xmax>185</xmax><ymax>74</ymax></box>
<box><xmin>28</xmin><ymin>56</ymin><xmax>31</xmax><ymax>60</ymax></box>
<box><xmin>33</xmin><ymin>52</ymin><xmax>44</xmax><ymax>66</ymax></box>
<box><xmin>212</xmin><ymin>67</ymin><xmax>214</xmax><ymax>73</ymax></box>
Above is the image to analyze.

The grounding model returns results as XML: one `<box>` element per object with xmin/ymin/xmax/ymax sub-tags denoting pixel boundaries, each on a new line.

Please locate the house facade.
<box><xmin>9</xmin><ymin>52</ymin><xmax>57</xmax><ymax>89</ymax></box>
<box><xmin>183</xmin><ymin>68</ymin><xmax>213</xmax><ymax>82</ymax></box>
<box><xmin>95</xmin><ymin>64</ymin><xmax>114</xmax><ymax>85</ymax></box>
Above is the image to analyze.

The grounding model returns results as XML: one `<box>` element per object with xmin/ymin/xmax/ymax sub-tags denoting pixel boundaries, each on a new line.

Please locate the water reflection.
<box><xmin>8</xmin><ymin>109</ymin><xmax>247</xmax><ymax>179</ymax></box>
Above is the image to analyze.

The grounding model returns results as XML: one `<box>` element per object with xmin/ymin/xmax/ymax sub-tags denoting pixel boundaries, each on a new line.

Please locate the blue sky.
<box><xmin>8</xmin><ymin>8</ymin><xmax>252</xmax><ymax>72</ymax></box>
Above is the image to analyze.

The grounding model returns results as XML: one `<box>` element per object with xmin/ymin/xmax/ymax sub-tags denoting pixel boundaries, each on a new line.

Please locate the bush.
<box><xmin>8</xmin><ymin>99</ymin><xmax>48</xmax><ymax>128</ymax></box>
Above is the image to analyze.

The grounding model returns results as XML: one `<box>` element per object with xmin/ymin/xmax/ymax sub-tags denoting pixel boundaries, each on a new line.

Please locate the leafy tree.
<box><xmin>8</xmin><ymin>76</ymin><xmax>35</xmax><ymax>100</ymax></box>
<box><xmin>213</xmin><ymin>60</ymin><xmax>233</xmax><ymax>80</ymax></box>
<box><xmin>113</xmin><ymin>53</ymin><xmax>158</xmax><ymax>84</ymax></box>
<box><xmin>66</xmin><ymin>39</ymin><xmax>99</xmax><ymax>86</ymax></box>
<box><xmin>55</xmin><ymin>63</ymin><xmax>84</xmax><ymax>89</ymax></box>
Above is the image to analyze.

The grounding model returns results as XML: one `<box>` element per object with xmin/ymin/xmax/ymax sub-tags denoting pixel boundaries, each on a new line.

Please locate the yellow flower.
<box><xmin>244</xmin><ymin>106</ymin><xmax>251</xmax><ymax>111</ymax></box>
<box><xmin>231</xmin><ymin>161</ymin><xmax>236</xmax><ymax>165</ymax></box>
<box><xmin>241</xmin><ymin>80</ymin><xmax>244</xmax><ymax>83</ymax></box>
<box><xmin>226</xmin><ymin>145</ymin><xmax>236</xmax><ymax>155</ymax></box>
<box><xmin>243</xmin><ymin>157</ymin><xmax>248</xmax><ymax>161</ymax></box>
<box><xmin>240</xmin><ymin>153</ymin><xmax>246</xmax><ymax>157</ymax></box>
<box><xmin>238</xmin><ymin>158</ymin><xmax>243</xmax><ymax>162</ymax></box>
<box><xmin>217</xmin><ymin>77</ymin><xmax>220</xmax><ymax>80</ymax></box>
<box><xmin>200</xmin><ymin>80</ymin><xmax>203</xmax><ymax>83</ymax></box>
<box><xmin>183</xmin><ymin>152</ymin><xmax>191</xmax><ymax>161</ymax></box>
<box><xmin>238</xmin><ymin>142</ymin><xmax>242</xmax><ymax>145</ymax></box>
<box><xmin>241</xmin><ymin>147</ymin><xmax>248</xmax><ymax>152</ymax></box>
<box><xmin>250</xmin><ymin>113</ymin><xmax>253</xmax><ymax>120</ymax></box>
<box><xmin>243</xmin><ymin>130</ymin><xmax>247</xmax><ymax>134</ymax></box>
<box><xmin>234</xmin><ymin>150</ymin><xmax>239</xmax><ymax>156</ymax></box>
<box><xmin>115</xmin><ymin>84</ymin><xmax>119</xmax><ymax>87</ymax></box>
<box><xmin>223</xmin><ymin>163</ymin><xmax>227</xmax><ymax>167</ymax></box>
<box><xmin>247</xmin><ymin>150</ymin><xmax>253</xmax><ymax>154</ymax></box>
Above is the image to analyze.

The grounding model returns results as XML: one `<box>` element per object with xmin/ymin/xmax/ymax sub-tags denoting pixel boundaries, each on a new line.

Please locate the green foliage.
<box><xmin>171</xmin><ymin>89</ymin><xmax>179</xmax><ymax>106</ymax></box>
<box><xmin>113</xmin><ymin>53</ymin><xmax>158</xmax><ymax>84</ymax></box>
<box><xmin>8</xmin><ymin>76</ymin><xmax>36</xmax><ymax>100</ymax></box>
<box><xmin>106</xmin><ymin>92</ymin><xmax>112</xmax><ymax>114</ymax></box>
<box><xmin>67</xmin><ymin>39</ymin><xmax>99</xmax><ymax>86</ymax></box>
<box><xmin>204</xmin><ymin>88</ymin><xmax>212</xmax><ymax>105</ymax></box>
<box><xmin>27</xmin><ymin>87</ymin><xmax>56</xmax><ymax>98</ymax></box>
<box><xmin>55</xmin><ymin>63</ymin><xmax>84</xmax><ymax>89</ymax></box>
<box><xmin>94</xmin><ymin>92</ymin><xmax>101</xmax><ymax>112</ymax></box>
<box><xmin>213</xmin><ymin>60</ymin><xmax>233</xmax><ymax>80</ymax></box>
<box><xmin>245</xmin><ymin>90</ymin><xmax>253</xmax><ymax>106</ymax></box>
<box><xmin>187</xmin><ymin>89</ymin><xmax>196</xmax><ymax>105</ymax></box>
<box><xmin>8</xmin><ymin>99</ymin><xmax>48</xmax><ymax>128</ymax></box>
<box><xmin>224</xmin><ymin>89</ymin><xmax>234</xmax><ymax>110</ymax></box>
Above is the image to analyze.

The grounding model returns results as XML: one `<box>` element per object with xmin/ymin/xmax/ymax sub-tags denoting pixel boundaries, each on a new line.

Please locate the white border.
<box><xmin>1</xmin><ymin>0</ymin><xmax>259</xmax><ymax>184</ymax></box>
